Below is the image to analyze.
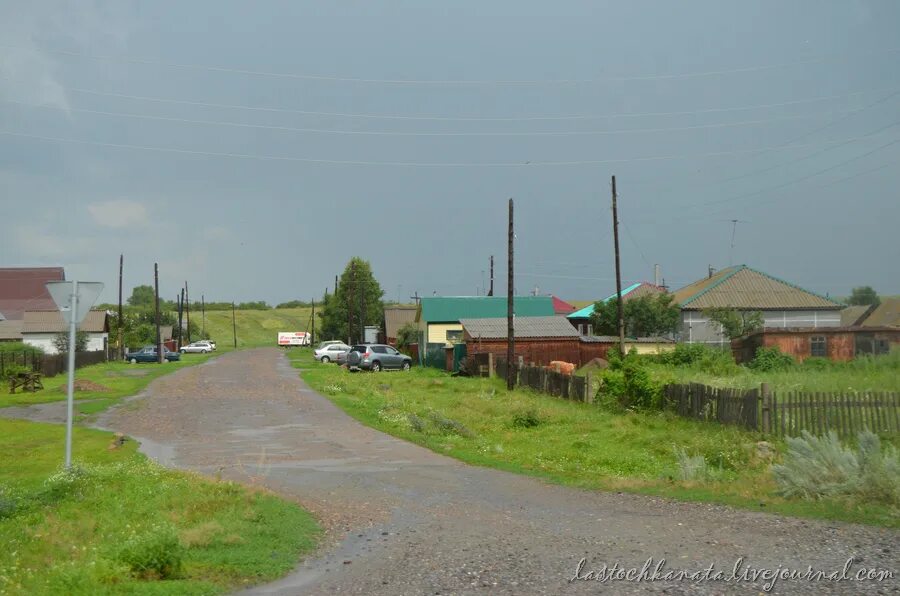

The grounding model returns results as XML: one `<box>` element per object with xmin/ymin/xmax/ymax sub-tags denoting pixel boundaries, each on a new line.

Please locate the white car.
<box><xmin>180</xmin><ymin>341</ymin><xmax>214</xmax><ymax>354</ymax></box>
<box><xmin>314</xmin><ymin>342</ymin><xmax>350</xmax><ymax>363</ymax></box>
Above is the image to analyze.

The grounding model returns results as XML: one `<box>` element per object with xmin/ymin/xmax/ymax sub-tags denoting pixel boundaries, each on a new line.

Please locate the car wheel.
<box><xmin>129</xmin><ymin>358</ymin><xmax>137</xmax><ymax>364</ymax></box>
<box><xmin>371</xmin><ymin>361</ymin><xmax>381</xmax><ymax>372</ymax></box>
<box><xmin>180</xmin><ymin>349</ymin><xmax>186</xmax><ymax>353</ymax></box>
<box><xmin>321</xmin><ymin>356</ymin><xmax>330</xmax><ymax>363</ymax></box>
<box><xmin>203</xmin><ymin>349</ymin><xmax>208</xmax><ymax>353</ymax></box>
<box><xmin>401</xmin><ymin>361</ymin><xmax>411</xmax><ymax>372</ymax></box>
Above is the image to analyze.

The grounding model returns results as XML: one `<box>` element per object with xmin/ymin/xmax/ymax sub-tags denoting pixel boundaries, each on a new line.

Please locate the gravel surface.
<box><xmin>87</xmin><ymin>349</ymin><xmax>897</xmax><ymax>595</ymax></box>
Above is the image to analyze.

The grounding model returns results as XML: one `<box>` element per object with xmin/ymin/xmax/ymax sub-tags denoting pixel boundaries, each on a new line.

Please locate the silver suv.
<box><xmin>346</xmin><ymin>344</ymin><xmax>412</xmax><ymax>372</ymax></box>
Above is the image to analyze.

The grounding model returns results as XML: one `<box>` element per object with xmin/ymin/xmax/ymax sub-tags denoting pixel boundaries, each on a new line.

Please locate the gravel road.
<box><xmin>86</xmin><ymin>349</ymin><xmax>897</xmax><ymax>595</ymax></box>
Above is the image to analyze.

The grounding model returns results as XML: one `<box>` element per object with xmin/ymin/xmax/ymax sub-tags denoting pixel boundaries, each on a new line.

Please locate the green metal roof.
<box><xmin>567</xmin><ymin>282</ymin><xmax>642</xmax><ymax>319</ymax></box>
<box><xmin>417</xmin><ymin>296</ymin><xmax>554</xmax><ymax>323</ymax></box>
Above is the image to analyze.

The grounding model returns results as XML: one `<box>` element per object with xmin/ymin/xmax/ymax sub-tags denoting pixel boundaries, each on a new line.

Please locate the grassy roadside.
<box><xmin>289</xmin><ymin>351</ymin><xmax>898</xmax><ymax>528</ymax></box>
<box><xmin>0</xmin><ymin>419</ymin><xmax>320</xmax><ymax>595</ymax></box>
<box><xmin>0</xmin><ymin>353</ymin><xmax>219</xmax><ymax>412</ymax></box>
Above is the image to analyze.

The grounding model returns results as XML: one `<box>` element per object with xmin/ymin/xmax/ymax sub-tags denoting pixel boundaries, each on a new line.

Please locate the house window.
<box><xmin>578</xmin><ymin>323</ymin><xmax>593</xmax><ymax>336</ymax></box>
<box><xmin>810</xmin><ymin>336</ymin><xmax>827</xmax><ymax>357</ymax></box>
<box><xmin>445</xmin><ymin>330</ymin><xmax>463</xmax><ymax>343</ymax></box>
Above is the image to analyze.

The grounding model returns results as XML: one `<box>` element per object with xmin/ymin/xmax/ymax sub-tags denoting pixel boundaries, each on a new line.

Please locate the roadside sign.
<box><xmin>46</xmin><ymin>281</ymin><xmax>104</xmax><ymax>325</ymax></box>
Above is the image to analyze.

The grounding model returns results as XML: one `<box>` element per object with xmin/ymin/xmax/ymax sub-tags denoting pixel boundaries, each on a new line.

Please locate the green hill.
<box><xmin>199</xmin><ymin>308</ymin><xmax>315</xmax><ymax>348</ymax></box>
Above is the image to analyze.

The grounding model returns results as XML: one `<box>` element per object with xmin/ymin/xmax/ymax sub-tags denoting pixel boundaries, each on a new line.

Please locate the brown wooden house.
<box><xmin>732</xmin><ymin>326</ymin><xmax>900</xmax><ymax>363</ymax></box>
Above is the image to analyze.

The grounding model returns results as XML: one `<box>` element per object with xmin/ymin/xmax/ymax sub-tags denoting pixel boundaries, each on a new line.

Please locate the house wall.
<box><xmin>732</xmin><ymin>329</ymin><xmax>900</xmax><ymax>363</ymax></box>
<box><xmin>466</xmin><ymin>337</ymin><xmax>582</xmax><ymax>367</ymax></box>
<box><xmin>427</xmin><ymin>323</ymin><xmax>464</xmax><ymax>344</ymax></box>
<box><xmin>24</xmin><ymin>333</ymin><xmax>108</xmax><ymax>355</ymax></box>
<box><xmin>681</xmin><ymin>309</ymin><xmax>842</xmax><ymax>345</ymax></box>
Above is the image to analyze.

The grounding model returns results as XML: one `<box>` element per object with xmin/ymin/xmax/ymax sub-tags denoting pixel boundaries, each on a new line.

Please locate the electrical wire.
<box><xmin>5</xmin><ymin>43</ymin><xmax>897</xmax><ymax>85</ymax></box>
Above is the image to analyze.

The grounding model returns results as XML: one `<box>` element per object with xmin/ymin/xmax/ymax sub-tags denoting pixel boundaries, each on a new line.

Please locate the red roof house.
<box><xmin>0</xmin><ymin>267</ymin><xmax>66</xmax><ymax>320</ymax></box>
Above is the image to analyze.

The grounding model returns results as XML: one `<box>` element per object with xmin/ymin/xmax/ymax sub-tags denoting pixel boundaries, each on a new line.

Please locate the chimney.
<box><xmin>654</xmin><ymin>264</ymin><xmax>661</xmax><ymax>287</ymax></box>
<box><xmin>708</xmin><ymin>265</ymin><xmax>716</xmax><ymax>279</ymax></box>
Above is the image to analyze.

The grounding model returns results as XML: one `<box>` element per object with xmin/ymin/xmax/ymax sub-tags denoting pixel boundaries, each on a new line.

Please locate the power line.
<box><xmin>51</xmin><ymin>83</ymin><xmax>880</xmax><ymax>122</ymax></box>
<box><xmin>2</xmin><ymin>128</ymin><xmax>893</xmax><ymax>168</ymax></box>
<box><xmin>3</xmin><ymin>99</ymin><xmax>863</xmax><ymax>137</ymax></box>
<box><xmin>6</xmin><ymin>43</ymin><xmax>898</xmax><ymax>85</ymax></box>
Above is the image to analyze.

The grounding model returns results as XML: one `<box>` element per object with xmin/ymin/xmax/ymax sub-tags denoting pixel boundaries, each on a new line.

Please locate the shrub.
<box><xmin>748</xmin><ymin>346</ymin><xmax>795</xmax><ymax>372</ymax></box>
<box><xmin>40</xmin><ymin>465</ymin><xmax>92</xmax><ymax>504</ymax></box>
<box><xmin>407</xmin><ymin>413</ymin><xmax>426</xmax><ymax>433</ymax></box>
<box><xmin>772</xmin><ymin>431</ymin><xmax>900</xmax><ymax>505</ymax></box>
<box><xmin>116</xmin><ymin>523</ymin><xmax>184</xmax><ymax>579</ymax></box>
<box><xmin>511</xmin><ymin>409</ymin><xmax>542</xmax><ymax>429</ymax></box>
<box><xmin>672</xmin><ymin>447</ymin><xmax>711</xmax><ymax>481</ymax></box>
<box><xmin>428</xmin><ymin>411</ymin><xmax>475</xmax><ymax>438</ymax></box>
<box><xmin>598</xmin><ymin>353</ymin><xmax>663</xmax><ymax>411</ymax></box>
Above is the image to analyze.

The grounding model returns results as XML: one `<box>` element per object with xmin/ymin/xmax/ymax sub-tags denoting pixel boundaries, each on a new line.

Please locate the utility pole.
<box><xmin>232</xmin><ymin>301</ymin><xmax>237</xmax><ymax>348</ymax></box>
<box><xmin>348</xmin><ymin>262</ymin><xmax>355</xmax><ymax>345</ymax></box>
<box><xmin>201</xmin><ymin>294</ymin><xmax>205</xmax><ymax>337</ymax></box>
<box><xmin>359</xmin><ymin>268</ymin><xmax>366</xmax><ymax>344</ymax></box>
<box><xmin>184</xmin><ymin>281</ymin><xmax>191</xmax><ymax>343</ymax></box>
<box><xmin>335</xmin><ymin>274</ymin><xmax>339</xmax><ymax>294</ymax></box>
<box><xmin>611</xmin><ymin>176</ymin><xmax>625</xmax><ymax>356</ymax></box>
<box><xmin>488</xmin><ymin>255</ymin><xmax>494</xmax><ymax>296</ymax></box>
<box><xmin>409</xmin><ymin>291</ymin><xmax>421</xmax><ymax>307</ymax></box>
<box><xmin>311</xmin><ymin>298</ymin><xmax>316</xmax><ymax>345</ymax></box>
<box><xmin>117</xmin><ymin>254</ymin><xmax>124</xmax><ymax>359</ymax></box>
<box><xmin>177</xmin><ymin>288</ymin><xmax>185</xmax><ymax>351</ymax></box>
<box><xmin>507</xmin><ymin>198</ymin><xmax>515</xmax><ymax>391</ymax></box>
<box><xmin>154</xmin><ymin>263</ymin><xmax>163</xmax><ymax>363</ymax></box>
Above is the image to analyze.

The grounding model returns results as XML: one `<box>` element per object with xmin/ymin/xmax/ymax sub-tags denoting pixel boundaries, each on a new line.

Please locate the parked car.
<box><xmin>346</xmin><ymin>344</ymin><xmax>412</xmax><ymax>372</ymax></box>
<box><xmin>180</xmin><ymin>341</ymin><xmax>213</xmax><ymax>354</ymax></box>
<box><xmin>316</xmin><ymin>340</ymin><xmax>344</xmax><ymax>350</ymax></box>
<box><xmin>126</xmin><ymin>346</ymin><xmax>181</xmax><ymax>363</ymax></box>
<box><xmin>314</xmin><ymin>342</ymin><xmax>350</xmax><ymax>363</ymax></box>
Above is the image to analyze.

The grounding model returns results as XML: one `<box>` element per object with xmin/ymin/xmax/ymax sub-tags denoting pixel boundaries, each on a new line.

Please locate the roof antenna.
<box><xmin>724</xmin><ymin>219</ymin><xmax>750</xmax><ymax>266</ymax></box>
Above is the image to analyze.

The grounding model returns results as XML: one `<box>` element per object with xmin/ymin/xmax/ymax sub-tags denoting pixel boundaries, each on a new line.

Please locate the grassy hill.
<box><xmin>199</xmin><ymin>308</ymin><xmax>315</xmax><ymax>348</ymax></box>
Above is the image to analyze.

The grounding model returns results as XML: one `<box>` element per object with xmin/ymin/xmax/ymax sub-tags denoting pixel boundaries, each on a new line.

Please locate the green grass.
<box><xmin>0</xmin><ymin>353</ymin><xmax>219</xmax><ymax>411</ymax></box>
<box><xmin>646</xmin><ymin>351</ymin><xmax>900</xmax><ymax>393</ymax></box>
<box><xmin>0</xmin><ymin>419</ymin><xmax>320</xmax><ymax>595</ymax></box>
<box><xmin>290</xmin><ymin>352</ymin><xmax>898</xmax><ymax>527</ymax></box>
<box><xmin>198</xmin><ymin>308</ymin><xmax>314</xmax><ymax>348</ymax></box>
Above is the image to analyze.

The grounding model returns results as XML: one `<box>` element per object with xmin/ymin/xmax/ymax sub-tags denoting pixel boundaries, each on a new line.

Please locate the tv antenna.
<box><xmin>722</xmin><ymin>219</ymin><xmax>751</xmax><ymax>266</ymax></box>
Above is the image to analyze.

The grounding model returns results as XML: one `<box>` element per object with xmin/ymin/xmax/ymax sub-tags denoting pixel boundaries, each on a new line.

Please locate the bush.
<box><xmin>652</xmin><ymin>344</ymin><xmax>739</xmax><ymax>375</ymax></box>
<box><xmin>116</xmin><ymin>523</ymin><xmax>184</xmax><ymax>579</ymax></box>
<box><xmin>598</xmin><ymin>353</ymin><xmax>663</xmax><ymax>410</ymax></box>
<box><xmin>511</xmin><ymin>408</ymin><xmax>542</xmax><ymax>429</ymax></box>
<box><xmin>428</xmin><ymin>411</ymin><xmax>475</xmax><ymax>438</ymax></box>
<box><xmin>748</xmin><ymin>346</ymin><xmax>795</xmax><ymax>372</ymax></box>
<box><xmin>771</xmin><ymin>431</ymin><xmax>900</xmax><ymax>505</ymax></box>
<box><xmin>672</xmin><ymin>447</ymin><xmax>712</xmax><ymax>481</ymax></box>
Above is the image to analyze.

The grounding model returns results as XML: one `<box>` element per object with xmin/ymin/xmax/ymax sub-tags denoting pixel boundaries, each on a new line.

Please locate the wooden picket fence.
<box><xmin>665</xmin><ymin>383</ymin><xmax>900</xmax><ymax>438</ymax></box>
<box><xmin>495</xmin><ymin>358</ymin><xmax>592</xmax><ymax>403</ymax></box>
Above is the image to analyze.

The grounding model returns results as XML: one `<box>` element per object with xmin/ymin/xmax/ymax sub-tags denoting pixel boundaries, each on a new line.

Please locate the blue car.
<box><xmin>126</xmin><ymin>346</ymin><xmax>181</xmax><ymax>363</ymax></box>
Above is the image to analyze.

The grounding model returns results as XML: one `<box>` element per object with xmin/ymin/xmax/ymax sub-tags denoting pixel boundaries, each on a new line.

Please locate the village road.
<box><xmin>94</xmin><ymin>349</ymin><xmax>897</xmax><ymax>595</ymax></box>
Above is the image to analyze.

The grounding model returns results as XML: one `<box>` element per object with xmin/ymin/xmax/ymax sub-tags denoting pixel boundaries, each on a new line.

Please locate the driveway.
<box><xmin>90</xmin><ymin>349</ymin><xmax>896</xmax><ymax>595</ymax></box>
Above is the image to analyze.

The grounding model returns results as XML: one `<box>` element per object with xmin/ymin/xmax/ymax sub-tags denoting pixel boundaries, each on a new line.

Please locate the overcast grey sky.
<box><xmin>2</xmin><ymin>1</ymin><xmax>898</xmax><ymax>305</ymax></box>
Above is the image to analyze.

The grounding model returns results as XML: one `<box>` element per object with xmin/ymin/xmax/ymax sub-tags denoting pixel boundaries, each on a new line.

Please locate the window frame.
<box><xmin>810</xmin><ymin>335</ymin><xmax>827</xmax><ymax>357</ymax></box>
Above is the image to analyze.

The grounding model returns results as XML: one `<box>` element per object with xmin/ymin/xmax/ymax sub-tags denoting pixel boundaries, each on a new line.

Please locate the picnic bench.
<box><xmin>8</xmin><ymin>371</ymin><xmax>43</xmax><ymax>394</ymax></box>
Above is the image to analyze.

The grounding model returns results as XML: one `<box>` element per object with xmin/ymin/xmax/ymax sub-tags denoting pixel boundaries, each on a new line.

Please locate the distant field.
<box><xmin>199</xmin><ymin>308</ymin><xmax>315</xmax><ymax>348</ymax></box>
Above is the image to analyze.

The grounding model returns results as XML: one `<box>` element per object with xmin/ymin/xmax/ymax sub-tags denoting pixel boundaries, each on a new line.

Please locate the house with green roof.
<box><xmin>672</xmin><ymin>265</ymin><xmax>842</xmax><ymax>345</ymax></box>
<box><xmin>566</xmin><ymin>282</ymin><xmax>665</xmax><ymax>335</ymax></box>
<box><xmin>416</xmin><ymin>296</ymin><xmax>555</xmax><ymax>347</ymax></box>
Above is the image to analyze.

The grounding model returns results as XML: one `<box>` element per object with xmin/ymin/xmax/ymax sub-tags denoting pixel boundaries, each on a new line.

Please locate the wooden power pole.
<box><xmin>201</xmin><ymin>294</ymin><xmax>205</xmax><ymax>337</ymax></box>
<box><xmin>611</xmin><ymin>175</ymin><xmax>625</xmax><ymax>356</ymax></box>
<box><xmin>311</xmin><ymin>298</ymin><xmax>316</xmax><ymax>345</ymax></box>
<box><xmin>177</xmin><ymin>288</ymin><xmax>185</xmax><ymax>351</ymax></box>
<box><xmin>184</xmin><ymin>281</ymin><xmax>191</xmax><ymax>343</ymax></box>
<box><xmin>347</xmin><ymin>262</ymin><xmax>355</xmax><ymax>345</ymax></box>
<box><xmin>154</xmin><ymin>263</ymin><xmax>163</xmax><ymax>363</ymax></box>
<box><xmin>507</xmin><ymin>198</ymin><xmax>515</xmax><ymax>391</ymax></box>
<box><xmin>232</xmin><ymin>301</ymin><xmax>237</xmax><ymax>348</ymax></box>
<box><xmin>117</xmin><ymin>254</ymin><xmax>124</xmax><ymax>359</ymax></box>
<box><xmin>488</xmin><ymin>255</ymin><xmax>494</xmax><ymax>296</ymax></box>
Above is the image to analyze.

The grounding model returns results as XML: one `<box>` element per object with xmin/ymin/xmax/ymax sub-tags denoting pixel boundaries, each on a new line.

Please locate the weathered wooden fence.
<box><xmin>495</xmin><ymin>358</ymin><xmax>593</xmax><ymax>403</ymax></box>
<box><xmin>0</xmin><ymin>349</ymin><xmax>108</xmax><ymax>379</ymax></box>
<box><xmin>665</xmin><ymin>383</ymin><xmax>900</xmax><ymax>438</ymax></box>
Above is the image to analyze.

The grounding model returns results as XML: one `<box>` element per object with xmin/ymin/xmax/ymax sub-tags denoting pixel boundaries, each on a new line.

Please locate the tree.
<box><xmin>127</xmin><ymin>285</ymin><xmax>156</xmax><ymax>307</ymax></box>
<box><xmin>847</xmin><ymin>286</ymin><xmax>880</xmax><ymax>307</ymax></box>
<box><xmin>52</xmin><ymin>330</ymin><xmax>89</xmax><ymax>353</ymax></box>
<box><xmin>590</xmin><ymin>293</ymin><xmax>680</xmax><ymax>337</ymax></box>
<box><xmin>396</xmin><ymin>323</ymin><xmax>418</xmax><ymax>351</ymax></box>
<box><xmin>319</xmin><ymin>257</ymin><xmax>384</xmax><ymax>343</ymax></box>
<box><xmin>703</xmin><ymin>307</ymin><xmax>764</xmax><ymax>340</ymax></box>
